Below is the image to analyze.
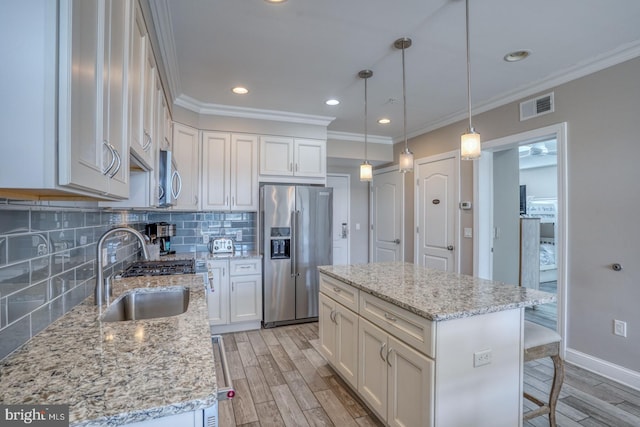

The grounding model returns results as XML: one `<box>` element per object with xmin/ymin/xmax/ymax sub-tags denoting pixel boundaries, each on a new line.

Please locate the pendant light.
<box><xmin>461</xmin><ymin>0</ymin><xmax>481</xmax><ymax>160</ymax></box>
<box><xmin>395</xmin><ymin>38</ymin><xmax>414</xmax><ymax>173</ymax></box>
<box><xmin>359</xmin><ymin>70</ymin><xmax>373</xmax><ymax>182</ymax></box>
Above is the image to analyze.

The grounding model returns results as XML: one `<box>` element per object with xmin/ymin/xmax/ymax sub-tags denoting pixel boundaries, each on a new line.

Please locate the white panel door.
<box><xmin>371</xmin><ymin>168</ymin><xmax>403</xmax><ymax>262</ymax></box>
<box><xmin>416</xmin><ymin>155</ymin><xmax>457</xmax><ymax>272</ymax></box>
<box><xmin>327</xmin><ymin>174</ymin><xmax>350</xmax><ymax>265</ymax></box>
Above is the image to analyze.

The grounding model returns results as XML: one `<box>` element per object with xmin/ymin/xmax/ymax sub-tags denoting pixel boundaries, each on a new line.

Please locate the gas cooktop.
<box><xmin>120</xmin><ymin>259</ymin><xmax>196</xmax><ymax>277</ymax></box>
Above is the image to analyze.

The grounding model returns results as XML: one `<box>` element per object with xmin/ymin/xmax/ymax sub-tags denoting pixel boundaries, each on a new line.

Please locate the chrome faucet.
<box><xmin>95</xmin><ymin>226</ymin><xmax>150</xmax><ymax>307</ymax></box>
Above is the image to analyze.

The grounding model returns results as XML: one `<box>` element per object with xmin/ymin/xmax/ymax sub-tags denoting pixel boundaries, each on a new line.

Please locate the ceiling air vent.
<box><xmin>520</xmin><ymin>92</ymin><xmax>554</xmax><ymax>121</ymax></box>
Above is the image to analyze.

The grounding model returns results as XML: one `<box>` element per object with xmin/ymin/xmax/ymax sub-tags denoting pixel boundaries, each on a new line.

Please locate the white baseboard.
<box><xmin>565</xmin><ymin>348</ymin><xmax>640</xmax><ymax>391</ymax></box>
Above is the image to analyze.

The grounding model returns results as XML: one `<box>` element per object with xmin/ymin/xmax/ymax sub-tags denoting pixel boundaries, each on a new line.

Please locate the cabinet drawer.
<box><xmin>360</xmin><ymin>292</ymin><xmax>435</xmax><ymax>358</ymax></box>
<box><xmin>319</xmin><ymin>273</ymin><xmax>358</xmax><ymax>312</ymax></box>
<box><xmin>229</xmin><ymin>258</ymin><xmax>262</xmax><ymax>276</ymax></box>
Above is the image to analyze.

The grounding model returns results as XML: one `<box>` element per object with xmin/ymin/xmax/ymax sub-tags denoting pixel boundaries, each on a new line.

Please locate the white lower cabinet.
<box><xmin>359</xmin><ymin>318</ymin><xmax>434</xmax><ymax>427</ymax></box>
<box><xmin>207</xmin><ymin>258</ymin><xmax>262</xmax><ymax>333</ymax></box>
<box><xmin>318</xmin><ymin>293</ymin><xmax>359</xmax><ymax>389</ymax></box>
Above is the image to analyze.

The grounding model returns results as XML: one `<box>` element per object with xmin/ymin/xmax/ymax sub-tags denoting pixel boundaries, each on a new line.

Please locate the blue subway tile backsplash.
<box><xmin>0</xmin><ymin>203</ymin><xmax>258</xmax><ymax>361</ymax></box>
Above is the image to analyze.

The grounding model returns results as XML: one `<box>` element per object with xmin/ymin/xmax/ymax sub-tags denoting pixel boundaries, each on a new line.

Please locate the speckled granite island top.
<box><xmin>318</xmin><ymin>262</ymin><xmax>556</xmax><ymax>321</ymax></box>
<box><xmin>0</xmin><ymin>274</ymin><xmax>216</xmax><ymax>427</ymax></box>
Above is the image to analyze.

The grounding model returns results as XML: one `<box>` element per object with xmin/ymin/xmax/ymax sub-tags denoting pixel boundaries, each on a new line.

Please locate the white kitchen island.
<box><xmin>317</xmin><ymin>262</ymin><xmax>556</xmax><ymax>427</ymax></box>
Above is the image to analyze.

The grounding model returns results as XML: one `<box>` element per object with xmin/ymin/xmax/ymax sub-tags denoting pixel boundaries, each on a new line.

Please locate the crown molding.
<box><xmin>327</xmin><ymin>131</ymin><xmax>393</xmax><ymax>145</ymax></box>
<box><xmin>404</xmin><ymin>40</ymin><xmax>640</xmax><ymax>142</ymax></box>
<box><xmin>147</xmin><ymin>0</ymin><xmax>181</xmax><ymax>101</ymax></box>
<box><xmin>175</xmin><ymin>95</ymin><xmax>335</xmax><ymax>127</ymax></box>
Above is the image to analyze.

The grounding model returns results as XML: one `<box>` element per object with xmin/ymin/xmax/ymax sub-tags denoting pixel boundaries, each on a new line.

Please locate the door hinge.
<box><xmin>416</xmin><ymin>226</ymin><xmax>419</xmax><ymax>234</ymax></box>
<box><xmin>370</xmin><ymin>224</ymin><xmax>374</xmax><ymax>231</ymax></box>
<box><xmin>416</xmin><ymin>179</ymin><xmax>419</xmax><ymax>186</ymax></box>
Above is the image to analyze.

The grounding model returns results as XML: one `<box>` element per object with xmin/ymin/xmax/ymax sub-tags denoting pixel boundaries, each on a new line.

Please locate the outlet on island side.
<box><xmin>614</xmin><ymin>320</ymin><xmax>627</xmax><ymax>337</ymax></box>
<box><xmin>473</xmin><ymin>349</ymin><xmax>492</xmax><ymax>367</ymax></box>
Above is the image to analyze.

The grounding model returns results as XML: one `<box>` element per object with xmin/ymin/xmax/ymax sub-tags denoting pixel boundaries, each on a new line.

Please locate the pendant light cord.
<box><xmin>364</xmin><ymin>76</ymin><xmax>368</xmax><ymax>162</ymax></box>
<box><xmin>402</xmin><ymin>45</ymin><xmax>408</xmax><ymax>150</ymax></box>
<box><xmin>466</xmin><ymin>0</ymin><xmax>473</xmax><ymax>132</ymax></box>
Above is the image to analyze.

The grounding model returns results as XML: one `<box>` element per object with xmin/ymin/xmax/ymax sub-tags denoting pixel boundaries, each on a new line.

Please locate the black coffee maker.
<box><xmin>145</xmin><ymin>222</ymin><xmax>176</xmax><ymax>255</ymax></box>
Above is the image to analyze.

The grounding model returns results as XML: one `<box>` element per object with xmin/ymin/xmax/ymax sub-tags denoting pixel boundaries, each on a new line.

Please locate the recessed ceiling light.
<box><xmin>325</xmin><ymin>99</ymin><xmax>340</xmax><ymax>106</ymax></box>
<box><xmin>378</xmin><ymin>118</ymin><xmax>391</xmax><ymax>124</ymax></box>
<box><xmin>232</xmin><ymin>86</ymin><xmax>249</xmax><ymax>95</ymax></box>
<box><xmin>265</xmin><ymin>0</ymin><xmax>287</xmax><ymax>3</ymax></box>
<box><xmin>504</xmin><ymin>50</ymin><xmax>531</xmax><ymax>62</ymax></box>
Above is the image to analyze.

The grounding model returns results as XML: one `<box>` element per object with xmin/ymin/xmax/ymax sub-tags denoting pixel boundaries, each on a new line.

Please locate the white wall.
<box><xmin>520</xmin><ymin>165</ymin><xmax>557</xmax><ymax>200</ymax></box>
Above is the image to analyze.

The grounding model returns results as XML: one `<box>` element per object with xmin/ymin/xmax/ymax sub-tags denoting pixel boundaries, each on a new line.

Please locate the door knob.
<box><xmin>447</xmin><ymin>245</ymin><xmax>454</xmax><ymax>251</ymax></box>
<box><xmin>393</xmin><ymin>239</ymin><xmax>401</xmax><ymax>244</ymax></box>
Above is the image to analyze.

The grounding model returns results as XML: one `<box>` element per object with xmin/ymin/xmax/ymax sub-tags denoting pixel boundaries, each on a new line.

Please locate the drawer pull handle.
<box><xmin>379</xmin><ymin>342</ymin><xmax>387</xmax><ymax>362</ymax></box>
<box><xmin>384</xmin><ymin>313</ymin><xmax>397</xmax><ymax>322</ymax></box>
<box><xmin>333</xmin><ymin>287</ymin><xmax>342</xmax><ymax>293</ymax></box>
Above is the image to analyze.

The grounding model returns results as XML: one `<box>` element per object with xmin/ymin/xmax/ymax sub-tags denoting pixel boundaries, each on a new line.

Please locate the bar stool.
<box><xmin>523</xmin><ymin>320</ymin><xmax>564</xmax><ymax>427</ymax></box>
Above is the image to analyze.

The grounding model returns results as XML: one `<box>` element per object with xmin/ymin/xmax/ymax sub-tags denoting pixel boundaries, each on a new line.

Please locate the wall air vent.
<box><xmin>520</xmin><ymin>92</ymin><xmax>554</xmax><ymax>121</ymax></box>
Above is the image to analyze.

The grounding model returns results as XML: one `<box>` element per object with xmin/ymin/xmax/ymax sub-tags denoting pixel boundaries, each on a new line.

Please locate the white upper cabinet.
<box><xmin>172</xmin><ymin>123</ymin><xmax>200</xmax><ymax>210</ymax></box>
<box><xmin>202</xmin><ymin>132</ymin><xmax>258</xmax><ymax>211</ymax></box>
<box><xmin>294</xmin><ymin>138</ymin><xmax>326</xmax><ymax>177</ymax></box>
<box><xmin>128</xmin><ymin>2</ymin><xmax>153</xmax><ymax>170</ymax></box>
<box><xmin>0</xmin><ymin>0</ymin><xmax>133</xmax><ymax>199</ymax></box>
<box><xmin>259</xmin><ymin>136</ymin><xmax>326</xmax><ymax>184</ymax></box>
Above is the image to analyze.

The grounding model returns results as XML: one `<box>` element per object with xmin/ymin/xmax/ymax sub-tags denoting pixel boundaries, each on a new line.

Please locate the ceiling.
<box><xmin>148</xmin><ymin>0</ymin><xmax>640</xmax><ymax>143</ymax></box>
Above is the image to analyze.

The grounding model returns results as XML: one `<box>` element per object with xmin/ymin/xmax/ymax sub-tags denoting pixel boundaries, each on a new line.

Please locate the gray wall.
<box><xmin>392</xmin><ymin>57</ymin><xmax>640</xmax><ymax>374</ymax></box>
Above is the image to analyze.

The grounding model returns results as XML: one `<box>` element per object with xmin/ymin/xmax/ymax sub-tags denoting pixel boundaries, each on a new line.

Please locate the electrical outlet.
<box><xmin>236</xmin><ymin>230</ymin><xmax>243</xmax><ymax>242</ymax></box>
<box><xmin>614</xmin><ymin>320</ymin><xmax>627</xmax><ymax>337</ymax></box>
<box><xmin>473</xmin><ymin>349</ymin><xmax>492</xmax><ymax>367</ymax></box>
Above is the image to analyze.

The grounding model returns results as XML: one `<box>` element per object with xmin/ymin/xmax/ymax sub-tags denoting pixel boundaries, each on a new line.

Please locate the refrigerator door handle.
<box><xmin>295</xmin><ymin>210</ymin><xmax>301</xmax><ymax>277</ymax></box>
<box><xmin>291</xmin><ymin>210</ymin><xmax>296</xmax><ymax>277</ymax></box>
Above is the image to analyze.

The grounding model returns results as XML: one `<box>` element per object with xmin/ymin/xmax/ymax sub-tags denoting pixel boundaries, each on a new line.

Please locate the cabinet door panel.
<box><xmin>231</xmin><ymin>134</ymin><xmax>258</xmax><ymax>210</ymax></box>
<box><xmin>294</xmin><ymin>139</ymin><xmax>325</xmax><ymax>177</ymax></box>
<box><xmin>336</xmin><ymin>304</ymin><xmax>358</xmax><ymax>389</ymax></box>
<box><xmin>230</xmin><ymin>275</ymin><xmax>261</xmax><ymax>322</ymax></box>
<box><xmin>202</xmin><ymin>132</ymin><xmax>231</xmax><ymax>210</ymax></box>
<box><xmin>172</xmin><ymin>123</ymin><xmax>199</xmax><ymax>209</ymax></box>
<box><xmin>387</xmin><ymin>336</ymin><xmax>434</xmax><ymax>427</ymax></box>
<box><xmin>208</xmin><ymin>260</ymin><xmax>229</xmax><ymax>325</ymax></box>
<box><xmin>358</xmin><ymin>319</ymin><xmax>387</xmax><ymax>421</ymax></box>
<box><xmin>60</xmin><ymin>0</ymin><xmax>109</xmax><ymax>193</ymax></box>
<box><xmin>259</xmin><ymin>136</ymin><xmax>293</xmax><ymax>176</ymax></box>
<box><xmin>128</xmin><ymin>3</ymin><xmax>147</xmax><ymax>167</ymax></box>
<box><xmin>318</xmin><ymin>293</ymin><xmax>337</xmax><ymax>363</ymax></box>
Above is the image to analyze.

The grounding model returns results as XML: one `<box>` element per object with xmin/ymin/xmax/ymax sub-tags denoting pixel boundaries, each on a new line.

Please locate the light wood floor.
<box><xmin>219</xmin><ymin>322</ymin><xmax>640</xmax><ymax>427</ymax></box>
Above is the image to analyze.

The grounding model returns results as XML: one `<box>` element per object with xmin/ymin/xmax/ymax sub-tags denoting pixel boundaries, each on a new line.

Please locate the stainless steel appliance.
<box><xmin>120</xmin><ymin>259</ymin><xmax>195</xmax><ymax>277</ymax></box>
<box><xmin>145</xmin><ymin>222</ymin><xmax>176</xmax><ymax>255</ymax></box>
<box><xmin>208</xmin><ymin>237</ymin><xmax>234</xmax><ymax>255</ymax></box>
<box><xmin>261</xmin><ymin>185</ymin><xmax>332</xmax><ymax>327</ymax></box>
<box><xmin>158</xmin><ymin>150</ymin><xmax>182</xmax><ymax>207</ymax></box>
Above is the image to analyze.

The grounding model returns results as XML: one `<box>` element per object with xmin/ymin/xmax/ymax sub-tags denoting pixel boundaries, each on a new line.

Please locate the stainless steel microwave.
<box><xmin>158</xmin><ymin>150</ymin><xmax>182</xmax><ymax>207</ymax></box>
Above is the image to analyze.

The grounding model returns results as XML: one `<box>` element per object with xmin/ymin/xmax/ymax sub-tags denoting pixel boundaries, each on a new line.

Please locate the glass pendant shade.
<box><xmin>360</xmin><ymin>161</ymin><xmax>372</xmax><ymax>182</ymax></box>
<box><xmin>461</xmin><ymin>128</ymin><xmax>481</xmax><ymax>160</ymax></box>
<box><xmin>399</xmin><ymin>148</ymin><xmax>414</xmax><ymax>173</ymax></box>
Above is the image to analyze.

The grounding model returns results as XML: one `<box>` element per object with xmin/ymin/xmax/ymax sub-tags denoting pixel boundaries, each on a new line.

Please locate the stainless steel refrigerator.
<box><xmin>261</xmin><ymin>185</ymin><xmax>332</xmax><ymax>328</ymax></box>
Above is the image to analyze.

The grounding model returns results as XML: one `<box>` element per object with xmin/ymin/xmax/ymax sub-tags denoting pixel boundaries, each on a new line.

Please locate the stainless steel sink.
<box><xmin>101</xmin><ymin>287</ymin><xmax>190</xmax><ymax>322</ymax></box>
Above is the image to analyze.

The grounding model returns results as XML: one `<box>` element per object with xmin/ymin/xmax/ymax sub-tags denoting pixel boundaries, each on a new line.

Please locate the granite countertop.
<box><xmin>0</xmin><ymin>274</ymin><xmax>216</xmax><ymax>427</ymax></box>
<box><xmin>318</xmin><ymin>262</ymin><xmax>556</xmax><ymax>322</ymax></box>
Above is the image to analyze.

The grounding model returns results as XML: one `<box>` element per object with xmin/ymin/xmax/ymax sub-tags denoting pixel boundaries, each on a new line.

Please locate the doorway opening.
<box><xmin>474</xmin><ymin>123</ymin><xmax>567</xmax><ymax>344</ymax></box>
